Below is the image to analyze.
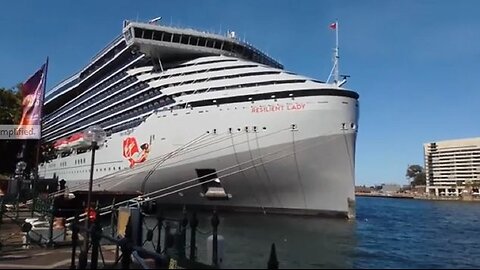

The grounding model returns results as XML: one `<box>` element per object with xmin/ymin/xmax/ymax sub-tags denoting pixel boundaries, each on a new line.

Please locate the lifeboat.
<box><xmin>53</xmin><ymin>138</ymin><xmax>69</xmax><ymax>151</ymax></box>
<box><xmin>53</xmin><ymin>132</ymin><xmax>90</xmax><ymax>152</ymax></box>
<box><xmin>66</xmin><ymin>132</ymin><xmax>89</xmax><ymax>149</ymax></box>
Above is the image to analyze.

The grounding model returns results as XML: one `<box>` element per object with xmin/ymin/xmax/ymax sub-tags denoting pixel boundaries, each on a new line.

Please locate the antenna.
<box><xmin>326</xmin><ymin>19</ymin><xmax>348</xmax><ymax>87</ymax></box>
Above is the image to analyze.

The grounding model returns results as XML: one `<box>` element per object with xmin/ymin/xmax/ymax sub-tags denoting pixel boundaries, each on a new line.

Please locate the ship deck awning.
<box><xmin>123</xmin><ymin>22</ymin><xmax>283</xmax><ymax>69</ymax></box>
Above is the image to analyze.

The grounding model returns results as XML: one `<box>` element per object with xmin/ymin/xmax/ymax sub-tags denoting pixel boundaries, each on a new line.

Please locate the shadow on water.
<box><xmin>146</xmin><ymin>210</ymin><xmax>357</xmax><ymax>269</ymax></box>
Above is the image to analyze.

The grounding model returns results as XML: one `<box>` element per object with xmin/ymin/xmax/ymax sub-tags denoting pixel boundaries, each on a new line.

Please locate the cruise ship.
<box><xmin>39</xmin><ymin>20</ymin><xmax>360</xmax><ymax>218</ymax></box>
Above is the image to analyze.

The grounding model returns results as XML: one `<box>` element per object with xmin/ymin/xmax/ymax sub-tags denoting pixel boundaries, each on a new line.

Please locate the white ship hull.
<box><xmin>40</xmin><ymin>94</ymin><xmax>358</xmax><ymax>218</ymax></box>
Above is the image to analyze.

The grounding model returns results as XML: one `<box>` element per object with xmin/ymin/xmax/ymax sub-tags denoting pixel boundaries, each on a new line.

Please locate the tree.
<box><xmin>0</xmin><ymin>87</ymin><xmax>22</xmax><ymax>124</ymax></box>
<box><xmin>0</xmin><ymin>86</ymin><xmax>29</xmax><ymax>176</ymax></box>
<box><xmin>406</xmin><ymin>164</ymin><xmax>426</xmax><ymax>186</ymax></box>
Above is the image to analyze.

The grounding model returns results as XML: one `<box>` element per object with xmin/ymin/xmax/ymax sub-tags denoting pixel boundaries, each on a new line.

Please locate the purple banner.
<box><xmin>19</xmin><ymin>62</ymin><xmax>47</xmax><ymax>128</ymax></box>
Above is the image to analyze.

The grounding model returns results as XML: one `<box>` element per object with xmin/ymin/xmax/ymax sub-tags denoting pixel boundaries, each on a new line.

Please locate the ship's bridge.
<box><xmin>123</xmin><ymin>21</ymin><xmax>283</xmax><ymax>70</ymax></box>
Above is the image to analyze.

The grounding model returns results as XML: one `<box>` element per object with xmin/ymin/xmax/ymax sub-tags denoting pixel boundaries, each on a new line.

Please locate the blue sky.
<box><xmin>1</xmin><ymin>0</ymin><xmax>479</xmax><ymax>186</ymax></box>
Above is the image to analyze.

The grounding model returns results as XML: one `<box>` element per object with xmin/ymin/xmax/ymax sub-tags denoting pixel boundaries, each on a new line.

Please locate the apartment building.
<box><xmin>424</xmin><ymin>137</ymin><xmax>480</xmax><ymax>196</ymax></box>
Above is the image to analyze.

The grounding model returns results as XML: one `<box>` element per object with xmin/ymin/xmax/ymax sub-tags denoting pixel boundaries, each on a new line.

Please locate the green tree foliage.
<box><xmin>0</xmin><ymin>86</ymin><xmax>22</xmax><ymax>124</ymax></box>
<box><xmin>406</xmin><ymin>164</ymin><xmax>426</xmax><ymax>186</ymax></box>
<box><xmin>0</xmin><ymin>86</ymin><xmax>33</xmax><ymax>176</ymax></box>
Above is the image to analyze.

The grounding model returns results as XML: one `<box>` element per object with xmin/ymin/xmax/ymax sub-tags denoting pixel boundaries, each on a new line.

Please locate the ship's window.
<box><xmin>223</xmin><ymin>42</ymin><xmax>233</xmax><ymax>52</ymax></box>
<box><xmin>153</xmin><ymin>31</ymin><xmax>163</xmax><ymax>41</ymax></box>
<box><xmin>198</xmin><ymin>37</ymin><xmax>207</xmax><ymax>47</ymax></box>
<box><xmin>190</xmin><ymin>36</ymin><xmax>199</xmax><ymax>45</ymax></box>
<box><xmin>180</xmin><ymin>35</ymin><xmax>189</xmax><ymax>45</ymax></box>
<box><xmin>134</xmin><ymin>28</ymin><xmax>142</xmax><ymax>38</ymax></box>
<box><xmin>214</xmin><ymin>40</ymin><xmax>222</xmax><ymax>50</ymax></box>
<box><xmin>163</xmin><ymin>32</ymin><xmax>172</xmax><ymax>42</ymax></box>
<box><xmin>119</xmin><ymin>167</ymin><xmax>121</xmax><ymax>170</ymax></box>
<box><xmin>172</xmin><ymin>34</ymin><xmax>180</xmax><ymax>43</ymax></box>
<box><xmin>143</xmin><ymin>29</ymin><xmax>153</xmax><ymax>39</ymax></box>
<box><xmin>233</xmin><ymin>44</ymin><xmax>243</xmax><ymax>54</ymax></box>
<box><xmin>206</xmin><ymin>39</ymin><xmax>214</xmax><ymax>48</ymax></box>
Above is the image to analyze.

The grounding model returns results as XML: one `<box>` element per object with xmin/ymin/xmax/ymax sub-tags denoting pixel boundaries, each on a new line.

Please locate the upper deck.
<box><xmin>123</xmin><ymin>21</ymin><xmax>283</xmax><ymax>69</ymax></box>
<box><xmin>44</xmin><ymin>20</ymin><xmax>283</xmax><ymax>111</ymax></box>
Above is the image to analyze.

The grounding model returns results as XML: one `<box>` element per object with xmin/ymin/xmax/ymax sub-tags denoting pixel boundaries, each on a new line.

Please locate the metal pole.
<box><xmin>121</xmin><ymin>218</ymin><xmax>133</xmax><ymax>269</ymax></box>
<box><xmin>47</xmin><ymin>202</ymin><xmax>54</xmax><ymax>248</ymax></box>
<box><xmin>0</xmin><ymin>197</ymin><xmax>4</xmax><ymax>225</ymax></box>
<box><xmin>70</xmin><ymin>214</ymin><xmax>79</xmax><ymax>269</ymax></box>
<box><xmin>156</xmin><ymin>210</ymin><xmax>163</xmax><ymax>254</ymax></box>
<box><xmin>86</xmin><ymin>141</ymin><xmax>97</xmax><ymax>224</ymax></box>
<box><xmin>211</xmin><ymin>211</ymin><xmax>219</xmax><ymax>267</ymax></box>
<box><xmin>80</xmin><ymin>141</ymin><xmax>97</xmax><ymax>268</ymax></box>
<box><xmin>31</xmin><ymin>174</ymin><xmax>37</xmax><ymax>217</ymax></box>
<box><xmin>179</xmin><ymin>209</ymin><xmax>188</xmax><ymax>259</ymax></box>
<box><xmin>189</xmin><ymin>211</ymin><xmax>198</xmax><ymax>261</ymax></box>
<box><xmin>91</xmin><ymin>219</ymin><xmax>101</xmax><ymax>270</ymax></box>
<box><xmin>335</xmin><ymin>19</ymin><xmax>339</xmax><ymax>84</ymax></box>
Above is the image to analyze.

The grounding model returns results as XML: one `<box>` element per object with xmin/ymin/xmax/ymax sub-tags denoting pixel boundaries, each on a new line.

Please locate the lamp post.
<box><xmin>79</xmin><ymin>125</ymin><xmax>106</xmax><ymax>269</ymax></box>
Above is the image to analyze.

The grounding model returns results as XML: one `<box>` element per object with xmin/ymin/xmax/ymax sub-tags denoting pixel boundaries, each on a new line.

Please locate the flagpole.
<box><xmin>34</xmin><ymin>58</ymin><xmax>48</xmax><ymax>181</ymax></box>
<box><xmin>334</xmin><ymin>19</ymin><xmax>339</xmax><ymax>84</ymax></box>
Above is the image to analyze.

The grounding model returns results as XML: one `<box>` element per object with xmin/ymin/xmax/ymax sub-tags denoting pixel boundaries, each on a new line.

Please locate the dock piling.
<box><xmin>121</xmin><ymin>217</ymin><xmax>133</xmax><ymax>269</ymax></box>
<box><xmin>211</xmin><ymin>210</ymin><xmax>219</xmax><ymax>267</ymax></box>
<box><xmin>189</xmin><ymin>211</ymin><xmax>198</xmax><ymax>261</ymax></box>
<box><xmin>70</xmin><ymin>214</ymin><xmax>79</xmax><ymax>269</ymax></box>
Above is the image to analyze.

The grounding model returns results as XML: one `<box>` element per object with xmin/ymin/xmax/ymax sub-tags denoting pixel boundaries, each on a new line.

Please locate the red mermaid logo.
<box><xmin>123</xmin><ymin>137</ymin><xmax>150</xmax><ymax>168</ymax></box>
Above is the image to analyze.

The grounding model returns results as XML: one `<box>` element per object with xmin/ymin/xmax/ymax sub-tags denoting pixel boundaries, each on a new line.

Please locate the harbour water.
<box><xmin>158</xmin><ymin>197</ymin><xmax>480</xmax><ymax>269</ymax></box>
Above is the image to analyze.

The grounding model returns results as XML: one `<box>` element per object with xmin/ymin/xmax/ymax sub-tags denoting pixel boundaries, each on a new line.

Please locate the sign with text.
<box><xmin>251</xmin><ymin>102</ymin><xmax>306</xmax><ymax>113</ymax></box>
<box><xmin>0</xmin><ymin>125</ymin><xmax>41</xmax><ymax>140</ymax></box>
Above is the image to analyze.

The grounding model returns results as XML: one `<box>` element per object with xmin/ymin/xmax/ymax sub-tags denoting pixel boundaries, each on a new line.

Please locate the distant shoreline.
<box><xmin>356</xmin><ymin>192</ymin><xmax>480</xmax><ymax>202</ymax></box>
<box><xmin>355</xmin><ymin>193</ymin><xmax>414</xmax><ymax>199</ymax></box>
